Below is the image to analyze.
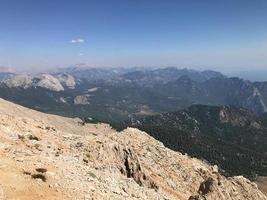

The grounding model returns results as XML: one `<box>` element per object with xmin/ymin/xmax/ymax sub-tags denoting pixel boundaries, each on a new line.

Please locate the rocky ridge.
<box><xmin>54</xmin><ymin>73</ymin><xmax>76</xmax><ymax>89</ymax></box>
<box><xmin>0</xmin><ymin>99</ymin><xmax>266</xmax><ymax>200</ymax></box>
<box><xmin>1</xmin><ymin>73</ymin><xmax>76</xmax><ymax>91</ymax></box>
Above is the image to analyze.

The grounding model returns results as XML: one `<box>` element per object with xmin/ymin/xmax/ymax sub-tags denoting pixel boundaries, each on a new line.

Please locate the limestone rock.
<box><xmin>2</xmin><ymin>73</ymin><xmax>64</xmax><ymax>91</ymax></box>
<box><xmin>55</xmin><ymin>73</ymin><xmax>76</xmax><ymax>89</ymax></box>
<box><xmin>74</xmin><ymin>95</ymin><xmax>90</xmax><ymax>105</ymax></box>
<box><xmin>35</xmin><ymin>74</ymin><xmax>64</xmax><ymax>91</ymax></box>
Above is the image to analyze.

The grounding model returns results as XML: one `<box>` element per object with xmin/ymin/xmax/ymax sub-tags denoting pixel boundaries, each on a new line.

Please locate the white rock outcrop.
<box><xmin>2</xmin><ymin>73</ymin><xmax>65</xmax><ymax>91</ymax></box>
<box><xmin>35</xmin><ymin>74</ymin><xmax>64</xmax><ymax>91</ymax></box>
<box><xmin>55</xmin><ymin>73</ymin><xmax>76</xmax><ymax>89</ymax></box>
<box><xmin>2</xmin><ymin>74</ymin><xmax>33</xmax><ymax>89</ymax></box>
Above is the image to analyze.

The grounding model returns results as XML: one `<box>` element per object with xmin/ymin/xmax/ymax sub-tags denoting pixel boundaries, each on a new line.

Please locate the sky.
<box><xmin>0</xmin><ymin>0</ymin><xmax>267</xmax><ymax>72</ymax></box>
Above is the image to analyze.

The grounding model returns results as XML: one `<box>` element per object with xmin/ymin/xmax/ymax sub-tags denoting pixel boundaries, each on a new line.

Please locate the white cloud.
<box><xmin>70</xmin><ymin>38</ymin><xmax>85</xmax><ymax>43</ymax></box>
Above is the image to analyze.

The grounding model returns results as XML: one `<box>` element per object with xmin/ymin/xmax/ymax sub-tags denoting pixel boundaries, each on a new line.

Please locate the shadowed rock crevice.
<box><xmin>117</xmin><ymin>147</ymin><xmax>158</xmax><ymax>190</ymax></box>
<box><xmin>188</xmin><ymin>177</ymin><xmax>216</xmax><ymax>200</ymax></box>
<box><xmin>198</xmin><ymin>177</ymin><xmax>215</xmax><ymax>195</ymax></box>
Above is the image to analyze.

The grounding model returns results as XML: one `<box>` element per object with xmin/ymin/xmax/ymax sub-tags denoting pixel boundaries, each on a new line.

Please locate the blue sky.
<box><xmin>0</xmin><ymin>0</ymin><xmax>267</xmax><ymax>72</ymax></box>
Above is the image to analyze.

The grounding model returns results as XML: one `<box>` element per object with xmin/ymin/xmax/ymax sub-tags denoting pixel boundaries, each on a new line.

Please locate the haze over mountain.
<box><xmin>229</xmin><ymin>69</ymin><xmax>267</xmax><ymax>82</ymax></box>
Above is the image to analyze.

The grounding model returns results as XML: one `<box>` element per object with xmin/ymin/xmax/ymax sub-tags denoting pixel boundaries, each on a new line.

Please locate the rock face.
<box><xmin>2</xmin><ymin>74</ymin><xmax>33</xmax><ymax>88</ymax></box>
<box><xmin>0</xmin><ymin>98</ymin><xmax>265</xmax><ymax>200</ymax></box>
<box><xmin>74</xmin><ymin>95</ymin><xmax>90</xmax><ymax>105</ymax></box>
<box><xmin>55</xmin><ymin>73</ymin><xmax>76</xmax><ymax>89</ymax></box>
<box><xmin>35</xmin><ymin>74</ymin><xmax>64</xmax><ymax>91</ymax></box>
<box><xmin>1</xmin><ymin>73</ymin><xmax>65</xmax><ymax>91</ymax></box>
<box><xmin>218</xmin><ymin>106</ymin><xmax>257</xmax><ymax>126</ymax></box>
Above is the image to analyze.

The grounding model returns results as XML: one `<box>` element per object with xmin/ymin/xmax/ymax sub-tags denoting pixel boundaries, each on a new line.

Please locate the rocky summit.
<box><xmin>1</xmin><ymin>73</ymin><xmax>76</xmax><ymax>92</ymax></box>
<box><xmin>0</xmin><ymin>98</ymin><xmax>266</xmax><ymax>200</ymax></box>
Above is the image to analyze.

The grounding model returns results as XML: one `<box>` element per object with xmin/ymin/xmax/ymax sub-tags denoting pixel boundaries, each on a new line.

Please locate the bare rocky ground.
<box><xmin>256</xmin><ymin>177</ymin><xmax>267</xmax><ymax>196</ymax></box>
<box><xmin>0</xmin><ymin>98</ymin><xmax>266</xmax><ymax>200</ymax></box>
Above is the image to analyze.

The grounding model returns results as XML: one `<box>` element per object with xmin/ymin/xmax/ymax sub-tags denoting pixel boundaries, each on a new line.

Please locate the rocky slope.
<box><xmin>117</xmin><ymin>105</ymin><xmax>267</xmax><ymax>177</ymax></box>
<box><xmin>0</xmin><ymin>99</ymin><xmax>266</xmax><ymax>200</ymax></box>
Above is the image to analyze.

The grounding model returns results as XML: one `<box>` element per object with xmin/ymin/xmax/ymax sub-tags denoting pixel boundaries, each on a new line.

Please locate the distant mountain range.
<box><xmin>1</xmin><ymin>66</ymin><xmax>267</xmax><ymax>179</ymax></box>
<box><xmin>0</xmin><ymin>67</ymin><xmax>267</xmax><ymax>122</ymax></box>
